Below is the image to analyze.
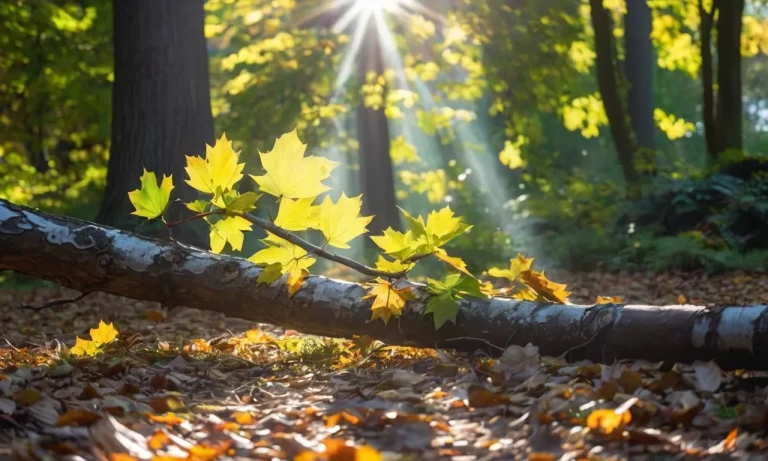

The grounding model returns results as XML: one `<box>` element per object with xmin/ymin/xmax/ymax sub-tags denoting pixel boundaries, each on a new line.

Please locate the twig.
<box><xmin>165</xmin><ymin>210</ymin><xmax>223</xmax><ymax>228</ymax></box>
<box><xmin>17</xmin><ymin>292</ymin><xmax>92</xmax><ymax>311</ymax></box>
<box><xmin>437</xmin><ymin>336</ymin><xmax>506</xmax><ymax>352</ymax></box>
<box><xmin>239</xmin><ymin>212</ymin><xmax>408</xmax><ymax>279</ymax></box>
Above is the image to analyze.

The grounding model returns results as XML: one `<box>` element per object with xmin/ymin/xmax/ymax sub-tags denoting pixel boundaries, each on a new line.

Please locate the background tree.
<box><xmin>97</xmin><ymin>0</ymin><xmax>214</xmax><ymax>244</ymax></box>
<box><xmin>625</xmin><ymin>0</ymin><xmax>657</xmax><ymax>166</ymax></box>
<box><xmin>589</xmin><ymin>0</ymin><xmax>639</xmax><ymax>186</ymax></box>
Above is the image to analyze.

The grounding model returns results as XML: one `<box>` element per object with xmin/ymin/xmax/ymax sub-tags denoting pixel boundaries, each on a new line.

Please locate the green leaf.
<box><xmin>128</xmin><ymin>169</ymin><xmax>173</xmax><ymax>220</ymax></box>
<box><xmin>426</xmin><ymin>293</ymin><xmax>460</xmax><ymax>329</ymax></box>
<box><xmin>225</xmin><ymin>191</ymin><xmax>261</xmax><ymax>213</ymax></box>
<box><xmin>257</xmin><ymin>263</ymin><xmax>283</xmax><ymax>285</ymax></box>
<box><xmin>186</xmin><ymin>200</ymin><xmax>208</xmax><ymax>214</ymax></box>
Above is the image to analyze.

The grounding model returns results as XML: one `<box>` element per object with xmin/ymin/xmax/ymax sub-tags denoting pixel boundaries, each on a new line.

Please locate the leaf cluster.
<box><xmin>128</xmin><ymin>131</ymin><xmax>573</xmax><ymax>331</ymax></box>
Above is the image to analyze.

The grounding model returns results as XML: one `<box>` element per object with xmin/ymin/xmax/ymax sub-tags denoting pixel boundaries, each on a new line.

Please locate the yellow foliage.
<box><xmin>251</xmin><ymin>129</ymin><xmax>338</xmax><ymax>199</ymax></box>
<box><xmin>185</xmin><ymin>134</ymin><xmax>245</xmax><ymax>195</ymax></box>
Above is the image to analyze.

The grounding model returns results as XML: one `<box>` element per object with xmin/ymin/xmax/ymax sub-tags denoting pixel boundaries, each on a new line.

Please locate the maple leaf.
<box><xmin>370</xmin><ymin>228</ymin><xmax>429</xmax><ymax>261</ymax></box>
<box><xmin>90</xmin><ymin>320</ymin><xmax>118</xmax><ymax>346</ymax></box>
<box><xmin>128</xmin><ymin>169</ymin><xmax>173</xmax><ymax>219</ymax></box>
<box><xmin>375</xmin><ymin>255</ymin><xmax>411</xmax><ymax>273</ymax></box>
<box><xmin>70</xmin><ymin>337</ymin><xmax>98</xmax><ymax>357</ymax></box>
<box><xmin>250</xmin><ymin>233</ymin><xmax>316</xmax><ymax>274</ymax></box>
<box><xmin>425</xmin><ymin>274</ymin><xmax>488</xmax><ymax>329</ymax></box>
<box><xmin>287</xmin><ymin>268</ymin><xmax>309</xmax><ymax>296</ymax></box>
<box><xmin>424</xmin><ymin>206</ymin><xmax>472</xmax><ymax>247</ymax></box>
<box><xmin>224</xmin><ymin>191</ymin><xmax>261</xmax><ymax>213</ymax></box>
<box><xmin>251</xmin><ymin>129</ymin><xmax>338</xmax><ymax>199</ymax></box>
<box><xmin>209</xmin><ymin>216</ymin><xmax>252</xmax><ymax>254</ymax></box>
<box><xmin>520</xmin><ymin>270</ymin><xmax>570</xmax><ymax>304</ymax></box>
<box><xmin>486</xmin><ymin>254</ymin><xmax>534</xmax><ymax>282</ymax></box>
<box><xmin>317</xmin><ymin>193</ymin><xmax>373</xmax><ymax>249</ymax></box>
<box><xmin>257</xmin><ymin>263</ymin><xmax>283</xmax><ymax>285</ymax></box>
<box><xmin>433</xmin><ymin>248</ymin><xmax>471</xmax><ymax>275</ymax></box>
<box><xmin>363</xmin><ymin>279</ymin><xmax>416</xmax><ymax>324</ymax></box>
<box><xmin>425</xmin><ymin>293</ymin><xmax>459</xmax><ymax>329</ymax></box>
<box><xmin>274</xmin><ymin>198</ymin><xmax>319</xmax><ymax>231</ymax></box>
<box><xmin>185</xmin><ymin>134</ymin><xmax>245</xmax><ymax>194</ymax></box>
<box><xmin>186</xmin><ymin>199</ymin><xmax>208</xmax><ymax>214</ymax></box>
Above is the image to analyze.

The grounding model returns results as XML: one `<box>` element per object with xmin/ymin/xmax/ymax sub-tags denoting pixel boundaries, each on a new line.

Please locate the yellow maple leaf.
<box><xmin>375</xmin><ymin>255</ymin><xmax>411</xmax><ymax>273</ymax></box>
<box><xmin>128</xmin><ymin>169</ymin><xmax>173</xmax><ymax>219</ymax></box>
<box><xmin>370</xmin><ymin>228</ymin><xmax>429</xmax><ymax>261</ymax></box>
<box><xmin>520</xmin><ymin>270</ymin><xmax>570</xmax><ymax>304</ymax></box>
<box><xmin>317</xmin><ymin>193</ymin><xmax>373</xmax><ymax>249</ymax></box>
<box><xmin>486</xmin><ymin>254</ymin><xmax>534</xmax><ymax>282</ymax></box>
<box><xmin>363</xmin><ymin>279</ymin><xmax>416</xmax><ymax>324</ymax></box>
<box><xmin>70</xmin><ymin>337</ymin><xmax>98</xmax><ymax>357</ymax></box>
<box><xmin>433</xmin><ymin>248</ymin><xmax>471</xmax><ymax>275</ymax></box>
<box><xmin>185</xmin><ymin>134</ymin><xmax>245</xmax><ymax>194</ymax></box>
<box><xmin>250</xmin><ymin>130</ymin><xmax>338</xmax><ymax>199</ymax></box>
<box><xmin>424</xmin><ymin>206</ymin><xmax>472</xmax><ymax>247</ymax></box>
<box><xmin>209</xmin><ymin>216</ymin><xmax>252</xmax><ymax>254</ymax></box>
<box><xmin>250</xmin><ymin>233</ymin><xmax>316</xmax><ymax>274</ymax></box>
<box><xmin>596</xmin><ymin>296</ymin><xmax>624</xmax><ymax>304</ymax></box>
<box><xmin>274</xmin><ymin>198</ymin><xmax>319</xmax><ymax>231</ymax></box>
<box><xmin>90</xmin><ymin>320</ymin><xmax>118</xmax><ymax>346</ymax></box>
<box><xmin>287</xmin><ymin>268</ymin><xmax>308</xmax><ymax>296</ymax></box>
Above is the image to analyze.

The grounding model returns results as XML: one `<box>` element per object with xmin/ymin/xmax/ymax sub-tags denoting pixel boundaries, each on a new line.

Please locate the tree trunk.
<box><xmin>3</xmin><ymin>199</ymin><xmax>768</xmax><ymax>369</ymax></box>
<box><xmin>699</xmin><ymin>0</ymin><xmax>718</xmax><ymax>160</ymax></box>
<box><xmin>97</xmin><ymin>0</ymin><xmax>213</xmax><ymax>246</ymax></box>
<box><xmin>714</xmin><ymin>0</ymin><xmax>744</xmax><ymax>154</ymax></box>
<box><xmin>589</xmin><ymin>0</ymin><xmax>639</xmax><ymax>186</ymax></box>
<box><xmin>356</xmin><ymin>19</ymin><xmax>400</xmax><ymax>234</ymax></box>
<box><xmin>624</xmin><ymin>0</ymin><xmax>656</xmax><ymax>171</ymax></box>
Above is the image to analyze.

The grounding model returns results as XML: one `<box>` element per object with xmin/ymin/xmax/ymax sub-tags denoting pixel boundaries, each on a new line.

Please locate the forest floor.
<box><xmin>1</xmin><ymin>271</ymin><xmax>768</xmax><ymax>460</ymax></box>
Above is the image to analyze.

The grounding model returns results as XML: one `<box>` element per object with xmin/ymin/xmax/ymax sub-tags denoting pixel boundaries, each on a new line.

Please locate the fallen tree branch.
<box><xmin>1</xmin><ymin>199</ymin><xmax>768</xmax><ymax>369</ymax></box>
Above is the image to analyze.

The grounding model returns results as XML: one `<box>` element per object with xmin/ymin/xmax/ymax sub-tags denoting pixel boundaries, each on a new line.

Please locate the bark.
<box><xmin>589</xmin><ymin>0</ymin><xmax>639</xmax><ymax>186</ymax></box>
<box><xmin>97</xmin><ymin>0</ymin><xmax>213</xmax><ymax>245</ymax></box>
<box><xmin>3</xmin><ymin>199</ymin><xmax>768</xmax><ymax>369</ymax></box>
<box><xmin>699</xmin><ymin>0</ymin><xmax>718</xmax><ymax>160</ymax></box>
<box><xmin>356</xmin><ymin>18</ymin><xmax>400</xmax><ymax>234</ymax></box>
<box><xmin>624</xmin><ymin>0</ymin><xmax>656</xmax><ymax>166</ymax></box>
<box><xmin>714</xmin><ymin>0</ymin><xmax>744</xmax><ymax>154</ymax></box>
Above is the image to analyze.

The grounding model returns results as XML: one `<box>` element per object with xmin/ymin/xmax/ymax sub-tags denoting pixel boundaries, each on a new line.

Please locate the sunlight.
<box><xmin>356</xmin><ymin>0</ymin><xmax>403</xmax><ymax>13</ymax></box>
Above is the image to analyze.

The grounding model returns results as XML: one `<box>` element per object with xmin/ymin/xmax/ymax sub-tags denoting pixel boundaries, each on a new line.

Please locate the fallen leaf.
<box><xmin>56</xmin><ymin>409</ymin><xmax>102</xmax><ymax>427</ymax></box>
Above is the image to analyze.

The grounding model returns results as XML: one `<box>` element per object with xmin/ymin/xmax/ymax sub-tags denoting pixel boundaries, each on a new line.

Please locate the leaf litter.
<box><xmin>2</xmin><ymin>275</ymin><xmax>768</xmax><ymax>460</ymax></box>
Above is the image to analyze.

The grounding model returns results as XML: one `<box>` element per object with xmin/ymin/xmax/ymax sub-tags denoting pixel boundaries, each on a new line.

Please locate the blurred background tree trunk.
<box><xmin>97</xmin><ymin>0</ymin><xmax>213</xmax><ymax>246</ymax></box>
<box><xmin>624</xmin><ymin>0</ymin><xmax>656</xmax><ymax>173</ymax></box>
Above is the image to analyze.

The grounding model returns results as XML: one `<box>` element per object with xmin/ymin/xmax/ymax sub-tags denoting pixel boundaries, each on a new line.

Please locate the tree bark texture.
<box><xmin>589</xmin><ymin>0</ymin><xmax>639</xmax><ymax>185</ymax></box>
<box><xmin>356</xmin><ymin>17</ymin><xmax>400</xmax><ymax>234</ymax></box>
<box><xmin>624</xmin><ymin>0</ymin><xmax>656</xmax><ymax>157</ymax></box>
<box><xmin>2</xmin><ymin>200</ymin><xmax>768</xmax><ymax>369</ymax></box>
<box><xmin>97</xmin><ymin>0</ymin><xmax>214</xmax><ymax>245</ymax></box>
<box><xmin>714</xmin><ymin>0</ymin><xmax>744</xmax><ymax>154</ymax></box>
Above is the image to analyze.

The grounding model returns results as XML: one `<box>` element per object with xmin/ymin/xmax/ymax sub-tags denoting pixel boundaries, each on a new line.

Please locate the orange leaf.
<box><xmin>520</xmin><ymin>270</ymin><xmax>570</xmax><ymax>303</ymax></box>
<box><xmin>148</xmin><ymin>413</ymin><xmax>185</xmax><ymax>426</ymax></box>
<box><xmin>56</xmin><ymin>409</ymin><xmax>102</xmax><ymax>427</ymax></box>
<box><xmin>148</xmin><ymin>430</ymin><xmax>171</xmax><ymax>450</ymax></box>
<box><xmin>232</xmin><ymin>411</ymin><xmax>254</xmax><ymax>425</ymax></box>
<box><xmin>586</xmin><ymin>408</ymin><xmax>631</xmax><ymax>434</ymax></box>
<box><xmin>287</xmin><ymin>268</ymin><xmax>309</xmax><ymax>296</ymax></box>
